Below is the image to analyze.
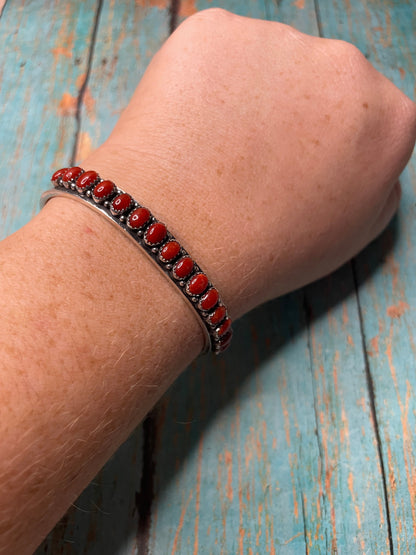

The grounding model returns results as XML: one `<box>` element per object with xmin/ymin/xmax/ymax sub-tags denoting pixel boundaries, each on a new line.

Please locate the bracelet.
<box><xmin>40</xmin><ymin>167</ymin><xmax>233</xmax><ymax>354</ymax></box>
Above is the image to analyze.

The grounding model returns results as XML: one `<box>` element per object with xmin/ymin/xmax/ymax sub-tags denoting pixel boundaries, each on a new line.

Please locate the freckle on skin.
<box><xmin>363</xmin><ymin>102</ymin><xmax>369</xmax><ymax>109</ymax></box>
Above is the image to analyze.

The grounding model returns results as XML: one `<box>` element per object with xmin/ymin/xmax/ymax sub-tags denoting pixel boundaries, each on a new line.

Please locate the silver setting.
<box><xmin>75</xmin><ymin>172</ymin><xmax>101</xmax><ymax>195</ymax></box>
<box><xmin>143</xmin><ymin>224</ymin><xmax>167</xmax><ymax>247</ymax></box>
<box><xmin>159</xmin><ymin>241</ymin><xmax>181</xmax><ymax>264</ymax></box>
<box><xmin>126</xmin><ymin>208</ymin><xmax>151</xmax><ymax>231</ymax></box>
<box><xmin>92</xmin><ymin>181</ymin><xmax>117</xmax><ymax>204</ymax></box>
<box><xmin>214</xmin><ymin>319</ymin><xmax>231</xmax><ymax>339</ymax></box>
<box><xmin>110</xmin><ymin>194</ymin><xmax>134</xmax><ymax>217</ymax></box>
<box><xmin>185</xmin><ymin>273</ymin><xmax>208</xmax><ymax>297</ymax></box>
<box><xmin>215</xmin><ymin>331</ymin><xmax>233</xmax><ymax>351</ymax></box>
<box><xmin>197</xmin><ymin>288</ymin><xmax>218</xmax><ymax>312</ymax></box>
<box><xmin>207</xmin><ymin>306</ymin><xmax>227</xmax><ymax>328</ymax></box>
<box><xmin>172</xmin><ymin>258</ymin><xmax>194</xmax><ymax>281</ymax></box>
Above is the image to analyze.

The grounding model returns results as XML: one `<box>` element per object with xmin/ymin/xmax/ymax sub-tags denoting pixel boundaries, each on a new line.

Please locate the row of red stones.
<box><xmin>51</xmin><ymin>167</ymin><xmax>233</xmax><ymax>353</ymax></box>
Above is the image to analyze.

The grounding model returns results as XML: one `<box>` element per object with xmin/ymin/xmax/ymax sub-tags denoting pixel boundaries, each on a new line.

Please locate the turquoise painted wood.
<box><xmin>74</xmin><ymin>0</ymin><xmax>170</xmax><ymax>163</ymax></box>
<box><xmin>46</xmin><ymin>4</ymin><xmax>171</xmax><ymax>554</ymax></box>
<box><xmin>0</xmin><ymin>0</ymin><xmax>98</xmax><ymax>239</ymax></box>
<box><xmin>0</xmin><ymin>0</ymin><xmax>414</xmax><ymax>553</ymax></box>
<box><xmin>317</xmin><ymin>3</ymin><xmax>416</xmax><ymax>552</ymax></box>
<box><xmin>147</xmin><ymin>0</ymin><xmax>394</xmax><ymax>553</ymax></box>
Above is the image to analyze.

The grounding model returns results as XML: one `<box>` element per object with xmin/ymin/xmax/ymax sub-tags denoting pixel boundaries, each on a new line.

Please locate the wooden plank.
<box><xmin>146</xmin><ymin>2</ymin><xmax>391</xmax><ymax>554</ymax></box>
<box><xmin>39</xmin><ymin>431</ymin><xmax>143</xmax><ymax>555</ymax></box>
<box><xmin>73</xmin><ymin>0</ymin><xmax>170</xmax><ymax>164</ymax></box>
<box><xmin>0</xmin><ymin>0</ymin><xmax>99</xmax><ymax>239</ymax></box>
<box><xmin>1</xmin><ymin>0</ymin><xmax>414</xmax><ymax>553</ymax></box>
<box><xmin>316</xmin><ymin>1</ymin><xmax>416</xmax><ymax>552</ymax></box>
<box><xmin>148</xmin><ymin>278</ymin><xmax>391</xmax><ymax>553</ymax></box>
<box><xmin>0</xmin><ymin>0</ymin><xmax>169</xmax><ymax>553</ymax></box>
<box><xmin>148</xmin><ymin>292</ymin><xmax>318</xmax><ymax>554</ymax></box>
<box><xmin>304</xmin><ymin>269</ymin><xmax>390</xmax><ymax>553</ymax></box>
<box><xmin>34</xmin><ymin>2</ymin><xmax>171</xmax><ymax>554</ymax></box>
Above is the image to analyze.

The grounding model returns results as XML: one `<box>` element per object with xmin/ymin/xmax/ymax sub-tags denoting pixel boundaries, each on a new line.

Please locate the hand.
<box><xmin>85</xmin><ymin>8</ymin><xmax>416</xmax><ymax>319</ymax></box>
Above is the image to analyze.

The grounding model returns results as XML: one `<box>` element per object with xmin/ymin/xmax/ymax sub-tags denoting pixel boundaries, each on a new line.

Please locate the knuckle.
<box><xmin>172</xmin><ymin>8</ymin><xmax>238</xmax><ymax>58</ymax></box>
<box><xmin>199</xmin><ymin>7</ymin><xmax>235</xmax><ymax>19</ymax></box>
<box><xmin>329</xmin><ymin>38</ymin><xmax>368</xmax><ymax>67</ymax></box>
<box><xmin>401</xmin><ymin>94</ymin><xmax>416</xmax><ymax>125</ymax></box>
<box><xmin>183</xmin><ymin>7</ymin><xmax>235</xmax><ymax>27</ymax></box>
<box><xmin>397</xmin><ymin>94</ymin><xmax>416</xmax><ymax>140</ymax></box>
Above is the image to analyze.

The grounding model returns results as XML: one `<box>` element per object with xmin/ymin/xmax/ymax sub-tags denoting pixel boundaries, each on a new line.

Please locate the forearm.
<box><xmin>0</xmin><ymin>177</ymin><xmax>204</xmax><ymax>553</ymax></box>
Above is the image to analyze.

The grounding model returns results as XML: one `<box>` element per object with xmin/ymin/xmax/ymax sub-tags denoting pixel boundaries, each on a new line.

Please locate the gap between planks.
<box><xmin>306</xmin><ymin>1</ymin><xmax>393</xmax><ymax>551</ymax></box>
<box><xmin>136</xmin><ymin>0</ymin><xmax>180</xmax><ymax>552</ymax></box>
<box><xmin>70</xmin><ymin>0</ymin><xmax>104</xmax><ymax>165</ymax></box>
<box><xmin>351</xmin><ymin>258</ymin><xmax>394</xmax><ymax>553</ymax></box>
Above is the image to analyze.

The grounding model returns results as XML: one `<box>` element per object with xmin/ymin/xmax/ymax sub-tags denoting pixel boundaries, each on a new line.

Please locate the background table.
<box><xmin>0</xmin><ymin>0</ymin><xmax>415</xmax><ymax>553</ymax></box>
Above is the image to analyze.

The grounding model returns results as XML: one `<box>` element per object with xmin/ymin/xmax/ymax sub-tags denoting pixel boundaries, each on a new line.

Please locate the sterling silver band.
<box><xmin>40</xmin><ymin>168</ymin><xmax>233</xmax><ymax>355</ymax></box>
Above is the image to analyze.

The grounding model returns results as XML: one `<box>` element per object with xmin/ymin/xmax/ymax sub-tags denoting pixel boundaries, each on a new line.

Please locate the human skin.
<box><xmin>0</xmin><ymin>9</ymin><xmax>415</xmax><ymax>553</ymax></box>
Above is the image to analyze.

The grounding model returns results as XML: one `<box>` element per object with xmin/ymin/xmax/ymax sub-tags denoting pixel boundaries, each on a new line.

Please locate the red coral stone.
<box><xmin>160</xmin><ymin>241</ymin><xmax>181</xmax><ymax>262</ymax></box>
<box><xmin>216</xmin><ymin>331</ymin><xmax>233</xmax><ymax>353</ymax></box>
<box><xmin>208</xmin><ymin>305</ymin><xmax>227</xmax><ymax>326</ymax></box>
<box><xmin>128</xmin><ymin>207</ymin><xmax>151</xmax><ymax>229</ymax></box>
<box><xmin>111</xmin><ymin>193</ymin><xmax>133</xmax><ymax>214</ymax></box>
<box><xmin>76</xmin><ymin>170</ymin><xmax>98</xmax><ymax>191</ymax></box>
<box><xmin>144</xmin><ymin>222</ymin><xmax>167</xmax><ymax>245</ymax></box>
<box><xmin>187</xmin><ymin>273</ymin><xmax>209</xmax><ymax>296</ymax></box>
<box><xmin>51</xmin><ymin>168</ymin><xmax>67</xmax><ymax>183</ymax></box>
<box><xmin>62</xmin><ymin>166</ymin><xmax>83</xmax><ymax>182</ymax></box>
<box><xmin>173</xmin><ymin>257</ymin><xmax>194</xmax><ymax>279</ymax></box>
<box><xmin>93</xmin><ymin>180</ymin><xmax>116</xmax><ymax>200</ymax></box>
<box><xmin>199</xmin><ymin>288</ymin><xmax>219</xmax><ymax>311</ymax></box>
<box><xmin>216</xmin><ymin>317</ymin><xmax>232</xmax><ymax>337</ymax></box>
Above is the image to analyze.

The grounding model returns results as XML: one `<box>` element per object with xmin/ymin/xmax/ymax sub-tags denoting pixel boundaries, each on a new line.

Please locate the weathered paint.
<box><xmin>0</xmin><ymin>0</ymin><xmax>99</xmax><ymax>239</ymax></box>
<box><xmin>317</xmin><ymin>1</ymin><xmax>416</xmax><ymax>552</ymax></box>
<box><xmin>0</xmin><ymin>0</ymin><xmax>414</xmax><ymax>554</ymax></box>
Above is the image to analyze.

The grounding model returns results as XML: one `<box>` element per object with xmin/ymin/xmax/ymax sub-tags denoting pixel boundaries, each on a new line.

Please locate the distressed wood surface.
<box><xmin>0</xmin><ymin>0</ymin><xmax>415</xmax><ymax>553</ymax></box>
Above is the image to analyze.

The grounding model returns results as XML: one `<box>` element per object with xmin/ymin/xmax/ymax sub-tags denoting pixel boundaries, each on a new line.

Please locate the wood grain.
<box><xmin>0</xmin><ymin>0</ymin><xmax>99</xmax><ymax>239</ymax></box>
<box><xmin>318</xmin><ymin>2</ymin><xmax>416</xmax><ymax>552</ymax></box>
<box><xmin>0</xmin><ymin>0</ymin><xmax>414</xmax><ymax>553</ymax></box>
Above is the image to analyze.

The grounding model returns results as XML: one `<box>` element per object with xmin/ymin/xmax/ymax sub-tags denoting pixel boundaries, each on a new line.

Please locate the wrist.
<box><xmin>0</xmin><ymin>176</ymin><xmax>205</xmax><ymax>553</ymax></box>
<box><xmin>39</xmin><ymin>194</ymin><xmax>204</xmax><ymax>365</ymax></box>
<box><xmin>82</xmin><ymin>142</ymin><xmax>248</xmax><ymax>320</ymax></box>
